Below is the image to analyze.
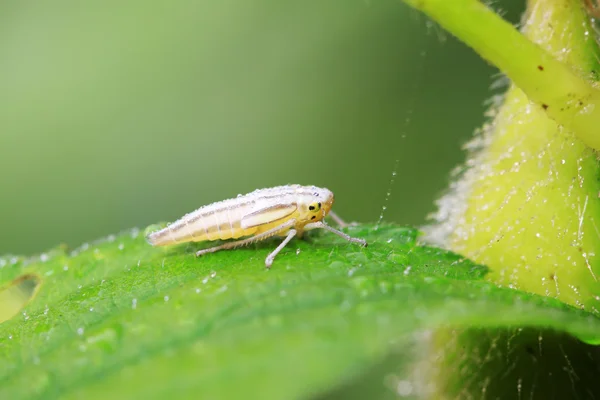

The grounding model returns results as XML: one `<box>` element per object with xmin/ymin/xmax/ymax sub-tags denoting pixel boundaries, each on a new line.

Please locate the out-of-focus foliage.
<box><xmin>0</xmin><ymin>0</ymin><xmax>523</xmax><ymax>255</ymax></box>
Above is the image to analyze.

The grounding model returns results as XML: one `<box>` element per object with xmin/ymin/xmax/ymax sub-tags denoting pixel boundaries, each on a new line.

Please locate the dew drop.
<box><xmin>581</xmin><ymin>103</ymin><xmax>596</xmax><ymax>115</ymax></box>
<box><xmin>397</xmin><ymin>380</ymin><xmax>413</xmax><ymax>397</ymax></box>
<box><xmin>215</xmin><ymin>285</ymin><xmax>228</xmax><ymax>294</ymax></box>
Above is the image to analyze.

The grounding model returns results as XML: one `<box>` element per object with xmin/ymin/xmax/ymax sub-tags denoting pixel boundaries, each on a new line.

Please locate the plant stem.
<box><xmin>403</xmin><ymin>0</ymin><xmax>600</xmax><ymax>150</ymax></box>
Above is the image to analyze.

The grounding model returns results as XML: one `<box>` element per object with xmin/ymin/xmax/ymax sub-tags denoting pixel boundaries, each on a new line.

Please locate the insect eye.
<box><xmin>318</xmin><ymin>202</ymin><xmax>321</xmax><ymax>208</ymax></box>
<box><xmin>308</xmin><ymin>205</ymin><xmax>315</xmax><ymax>211</ymax></box>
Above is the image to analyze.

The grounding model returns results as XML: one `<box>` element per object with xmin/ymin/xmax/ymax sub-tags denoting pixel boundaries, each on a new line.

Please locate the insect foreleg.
<box><xmin>195</xmin><ymin>219</ymin><xmax>296</xmax><ymax>258</ymax></box>
<box><xmin>265</xmin><ymin>229</ymin><xmax>297</xmax><ymax>268</ymax></box>
<box><xmin>304</xmin><ymin>221</ymin><xmax>367</xmax><ymax>247</ymax></box>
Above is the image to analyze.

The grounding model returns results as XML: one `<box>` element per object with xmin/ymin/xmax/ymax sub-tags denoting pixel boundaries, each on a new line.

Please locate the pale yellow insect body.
<box><xmin>146</xmin><ymin>184</ymin><xmax>366</xmax><ymax>268</ymax></box>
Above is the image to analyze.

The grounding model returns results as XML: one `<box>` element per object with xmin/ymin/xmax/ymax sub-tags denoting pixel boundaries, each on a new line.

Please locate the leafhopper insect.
<box><xmin>146</xmin><ymin>184</ymin><xmax>367</xmax><ymax>268</ymax></box>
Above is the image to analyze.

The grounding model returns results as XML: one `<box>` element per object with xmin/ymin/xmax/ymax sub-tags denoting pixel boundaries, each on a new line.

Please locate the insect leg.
<box><xmin>327</xmin><ymin>210</ymin><xmax>349</xmax><ymax>227</ymax></box>
<box><xmin>265</xmin><ymin>229</ymin><xmax>297</xmax><ymax>269</ymax></box>
<box><xmin>304</xmin><ymin>221</ymin><xmax>367</xmax><ymax>247</ymax></box>
<box><xmin>195</xmin><ymin>219</ymin><xmax>296</xmax><ymax>257</ymax></box>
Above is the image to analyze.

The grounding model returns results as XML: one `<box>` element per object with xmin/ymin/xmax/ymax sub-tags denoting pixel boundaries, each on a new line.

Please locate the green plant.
<box><xmin>2</xmin><ymin>0</ymin><xmax>600</xmax><ymax>398</ymax></box>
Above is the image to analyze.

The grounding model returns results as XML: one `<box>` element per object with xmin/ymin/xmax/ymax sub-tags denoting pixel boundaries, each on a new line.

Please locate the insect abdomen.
<box><xmin>147</xmin><ymin>206</ymin><xmax>255</xmax><ymax>246</ymax></box>
<box><xmin>200</xmin><ymin>207</ymin><xmax>249</xmax><ymax>241</ymax></box>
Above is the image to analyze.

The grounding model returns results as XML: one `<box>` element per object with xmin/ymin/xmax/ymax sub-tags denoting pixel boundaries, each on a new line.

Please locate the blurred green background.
<box><xmin>1</xmin><ymin>0</ymin><xmax>524</xmax><ymax>255</ymax></box>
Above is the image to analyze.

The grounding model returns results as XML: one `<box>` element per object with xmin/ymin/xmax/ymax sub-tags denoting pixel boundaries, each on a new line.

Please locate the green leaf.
<box><xmin>408</xmin><ymin>1</ymin><xmax>600</xmax><ymax>397</ymax></box>
<box><xmin>422</xmin><ymin>0</ymin><xmax>600</xmax><ymax>315</ymax></box>
<box><xmin>1</xmin><ymin>224</ymin><xmax>599</xmax><ymax>399</ymax></box>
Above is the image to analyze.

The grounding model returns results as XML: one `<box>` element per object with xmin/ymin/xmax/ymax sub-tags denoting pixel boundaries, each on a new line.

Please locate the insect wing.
<box><xmin>241</xmin><ymin>202</ymin><xmax>297</xmax><ymax>228</ymax></box>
